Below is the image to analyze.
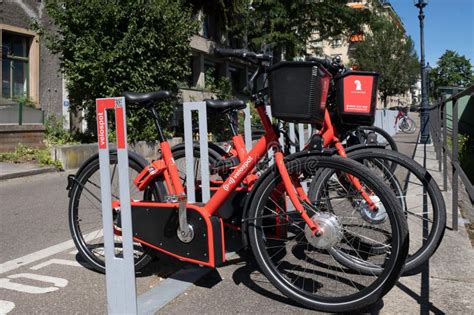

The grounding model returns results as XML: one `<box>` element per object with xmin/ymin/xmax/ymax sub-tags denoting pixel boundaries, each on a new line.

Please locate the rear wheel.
<box><xmin>309</xmin><ymin>148</ymin><xmax>445</xmax><ymax>276</ymax></box>
<box><xmin>346</xmin><ymin>126</ymin><xmax>398</xmax><ymax>152</ymax></box>
<box><xmin>247</xmin><ymin>154</ymin><xmax>408</xmax><ymax>312</ymax></box>
<box><xmin>68</xmin><ymin>151</ymin><xmax>164</xmax><ymax>273</ymax></box>
<box><xmin>399</xmin><ymin>117</ymin><xmax>416</xmax><ymax>134</ymax></box>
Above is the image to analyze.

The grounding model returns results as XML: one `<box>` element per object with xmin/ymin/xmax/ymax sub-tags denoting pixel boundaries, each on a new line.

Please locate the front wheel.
<box><xmin>246</xmin><ymin>154</ymin><xmax>408</xmax><ymax>312</ymax></box>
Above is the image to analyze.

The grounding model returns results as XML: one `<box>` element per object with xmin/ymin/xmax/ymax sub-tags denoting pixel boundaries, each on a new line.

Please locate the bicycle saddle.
<box><xmin>205</xmin><ymin>99</ymin><xmax>246</xmax><ymax>113</ymax></box>
<box><xmin>123</xmin><ymin>91</ymin><xmax>172</xmax><ymax>107</ymax></box>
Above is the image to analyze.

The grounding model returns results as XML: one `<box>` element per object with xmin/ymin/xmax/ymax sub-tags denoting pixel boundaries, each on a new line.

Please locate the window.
<box><xmin>204</xmin><ymin>61</ymin><xmax>218</xmax><ymax>88</ymax></box>
<box><xmin>2</xmin><ymin>32</ymin><xmax>30</xmax><ymax>99</ymax></box>
<box><xmin>229</xmin><ymin>66</ymin><xmax>244</xmax><ymax>95</ymax></box>
<box><xmin>202</xmin><ymin>14</ymin><xmax>218</xmax><ymax>40</ymax></box>
<box><xmin>330</xmin><ymin>38</ymin><xmax>343</xmax><ymax>48</ymax></box>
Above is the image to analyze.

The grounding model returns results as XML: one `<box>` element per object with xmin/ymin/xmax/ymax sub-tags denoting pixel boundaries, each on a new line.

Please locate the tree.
<box><xmin>240</xmin><ymin>0</ymin><xmax>372</xmax><ymax>61</ymax></box>
<box><xmin>351</xmin><ymin>17</ymin><xmax>419</xmax><ymax>108</ymax></box>
<box><xmin>429</xmin><ymin>50</ymin><xmax>473</xmax><ymax>98</ymax></box>
<box><xmin>188</xmin><ymin>0</ymin><xmax>372</xmax><ymax>61</ymax></box>
<box><xmin>36</xmin><ymin>0</ymin><xmax>197</xmax><ymax>142</ymax></box>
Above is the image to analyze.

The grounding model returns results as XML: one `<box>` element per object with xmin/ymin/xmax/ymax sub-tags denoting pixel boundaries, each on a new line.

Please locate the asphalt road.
<box><xmin>0</xmin><ymin>171</ymin><xmax>181</xmax><ymax>314</ymax></box>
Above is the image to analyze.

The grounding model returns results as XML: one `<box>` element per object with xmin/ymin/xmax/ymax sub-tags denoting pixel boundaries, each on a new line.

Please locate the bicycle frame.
<box><xmin>131</xmin><ymin>103</ymin><xmax>322</xmax><ymax>268</ymax></box>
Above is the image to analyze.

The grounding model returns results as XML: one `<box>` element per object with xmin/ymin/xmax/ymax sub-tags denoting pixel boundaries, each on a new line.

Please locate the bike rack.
<box><xmin>96</xmin><ymin>97</ymin><xmax>137</xmax><ymax>314</ymax></box>
<box><xmin>182</xmin><ymin>102</ymin><xmax>254</xmax><ymax>202</ymax></box>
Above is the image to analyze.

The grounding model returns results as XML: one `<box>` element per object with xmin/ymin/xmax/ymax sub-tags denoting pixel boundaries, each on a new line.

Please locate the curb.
<box><xmin>137</xmin><ymin>251</ymin><xmax>239</xmax><ymax>314</ymax></box>
<box><xmin>0</xmin><ymin>167</ymin><xmax>59</xmax><ymax>180</ymax></box>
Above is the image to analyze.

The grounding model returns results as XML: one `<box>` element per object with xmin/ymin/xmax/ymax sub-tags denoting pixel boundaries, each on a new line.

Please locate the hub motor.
<box><xmin>359</xmin><ymin>195</ymin><xmax>387</xmax><ymax>224</ymax></box>
<box><xmin>304</xmin><ymin>212</ymin><xmax>343</xmax><ymax>250</ymax></box>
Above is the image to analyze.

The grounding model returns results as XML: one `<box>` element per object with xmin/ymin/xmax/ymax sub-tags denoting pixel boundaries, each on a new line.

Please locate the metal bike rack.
<box><xmin>96</xmin><ymin>97</ymin><xmax>137</xmax><ymax>314</ymax></box>
<box><xmin>183</xmin><ymin>102</ymin><xmax>211</xmax><ymax>203</ymax></box>
<box><xmin>182</xmin><ymin>102</ymin><xmax>254</xmax><ymax>202</ymax></box>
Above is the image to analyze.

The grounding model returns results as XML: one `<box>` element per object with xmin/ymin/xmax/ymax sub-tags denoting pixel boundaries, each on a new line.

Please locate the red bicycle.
<box><xmin>175</xmin><ymin>50</ymin><xmax>444</xmax><ymax>276</ymax></box>
<box><xmin>67</xmin><ymin>52</ymin><xmax>409</xmax><ymax>312</ymax></box>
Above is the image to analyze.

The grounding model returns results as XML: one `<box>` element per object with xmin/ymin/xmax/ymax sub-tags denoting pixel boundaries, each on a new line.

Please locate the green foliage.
<box><xmin>351</xmin><ymin>17</ymin><xmax>419</xmax><ymax>107</ymax></box>
<box><xmin>14</xmin><ymin>96</ymin><xmax>37</xmax><ymax>108</ymax></box>
<box><xmin>0</xmin><ymin>144</ymin><xmax>62</xmax><ymax>168</ymax></box>
<box><xmin>429</xmin><ymin>50</ymin><xmax>474</xmax><ymax>98</ymax></box>
<box><xmin>206</xmin><ymin>76</ymin><xmax>235</xmax><ymax>141</ymax></box>
<box><xmin>236</xmin><ymin>0</ymin><xmax>372</xmax><ymax>60</ymax></box>
<box><xmin>35</xmin><ymin>0</ymin><xmax>198</xmax><ymax>142</ymax></box>
<box><xmin>44</xmin><ymin>114</ymin><xmax>80</xmax><ymax>145</ymax></box>
<box><xmin>188</xmin><ymin>0</ymin><xmax>371</xmax><ymax>60</ymax></box>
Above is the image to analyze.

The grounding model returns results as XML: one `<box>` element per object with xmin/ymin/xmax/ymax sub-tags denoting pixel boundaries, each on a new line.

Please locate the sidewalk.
<box><xmin>148</xmin><ymin>132</ymin><xmax>474</xmax><ymax>314</ymax></box>
<box><xmin>0</xmin><ymin>162</ymin><xmax>58</xmax><ymax>180</ymax></box>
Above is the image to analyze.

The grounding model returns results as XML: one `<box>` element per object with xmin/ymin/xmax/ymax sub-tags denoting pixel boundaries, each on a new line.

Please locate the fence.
<box><xmin>429</xmin><ymin>85</ymin><xmax>474</xmax><ymax>231</ymax></box>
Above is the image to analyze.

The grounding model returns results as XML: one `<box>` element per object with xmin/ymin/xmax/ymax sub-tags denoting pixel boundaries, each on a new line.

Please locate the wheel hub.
<box><xmin>359</xmin><ymin>195</ymin><xmax>387</xmax><ymax>224</ymax></box>
<box><xmin>304</xmin><ymin>212</ymin><xmax>343</xmax><ymax>250</ymax></box>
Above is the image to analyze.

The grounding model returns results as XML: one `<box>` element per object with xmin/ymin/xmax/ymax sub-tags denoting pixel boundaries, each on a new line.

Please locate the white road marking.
<box><xmin>0</xmin><ymin>300</ymin><xmax>15</xmax><ymax>314</ymax></box>
<box><xmin>0</xmin><ymin>278</ymin><xmax>58</xmax><ymax>294</ymax></box>
<box><xmin>30</xmin><ymin>259</ymin><xmax>81</xmax><ymax>270</ymax></box>
<box><xmin>69</xmin><ymin>249</ymin><xmax>78</xmax><ymax>255</ymax></box>
<box><xmin>8</xmin><ymin>273</ymin><xmax>68</xmax><ymax>288</ymax></box>
<box><xmin>0</xmin><ymin>230</ymin><xmax>102</xmax><ymax>274</ymax></box>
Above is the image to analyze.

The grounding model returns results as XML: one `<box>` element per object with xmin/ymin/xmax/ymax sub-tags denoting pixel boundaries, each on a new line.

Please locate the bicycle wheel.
<box><xmin>351</xmin><ymin>126</ymin><xmax>398</xmax><ymax>152</ymax></box>
<box><xmin>247</xmin><ymin>154</ymin><xmax>408</xmax><ymax>312</ymax></box>
<box><xmin>399</xmin><ymin>117</ymin><xmax>416</xmax><ymax>134</ymax></box>
<box><xmin>310</xmin><ymin>148</ymin><xmax>446</xmax><ymax>276</ymax></box>
<box><xmin>171</xmin><ymin>144</ymin><xmax>227</xmax><ymax>188</ymax></box>
<box><xmin>68</xmin><ymin>151</ymin><xmax>165</xmax><ymax>273</ymax></box>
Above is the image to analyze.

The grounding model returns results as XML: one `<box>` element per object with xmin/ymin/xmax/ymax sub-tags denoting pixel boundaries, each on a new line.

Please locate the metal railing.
<box><xmin>0</xmin><ymin>103</ymin><xmax>45</xmax><ymax>125</ymax></box>
<box><xmin>429</xmin><ymin>85</ymin><xmax>474</xmax><ymax>230</ymax></box>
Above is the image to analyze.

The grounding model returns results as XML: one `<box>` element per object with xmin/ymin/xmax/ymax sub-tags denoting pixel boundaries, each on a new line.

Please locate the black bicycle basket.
<box><xmin>268</xmin><ymin>61</ymin><xmax>331</xmax><ymax>124</ymax></box>
<box><xmin>335</xmin><ymin>71</ymin><xmax>379</xmax><ymax>126</ymax></box>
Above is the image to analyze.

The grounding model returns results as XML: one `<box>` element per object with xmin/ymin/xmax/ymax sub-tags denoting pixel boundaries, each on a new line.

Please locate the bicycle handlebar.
<box><xmin>306</xmin><ymin>56</ymin><xmax>344</xmax><ymax>75</ymax></box>
<box><xmin>214</xmin><ymin>48</ymin><xmax>272</xmax><ymax>63</ymax></box>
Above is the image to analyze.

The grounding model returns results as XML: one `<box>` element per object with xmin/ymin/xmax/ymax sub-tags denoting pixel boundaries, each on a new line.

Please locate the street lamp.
<box><xmin>414</xmin><ymin>0</ymin><xmax>430</xmax><ymax>143</ymax></box>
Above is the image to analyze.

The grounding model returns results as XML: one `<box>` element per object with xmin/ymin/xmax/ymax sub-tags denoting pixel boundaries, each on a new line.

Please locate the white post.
<box><xmin>96</xmin><ymin>97</ymin><xmax>137</xmax><ymax>314</ymax></box>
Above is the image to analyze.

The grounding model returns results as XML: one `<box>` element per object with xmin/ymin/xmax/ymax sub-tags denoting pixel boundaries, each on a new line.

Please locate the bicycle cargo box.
<box><xmin>268</xmin><ymin>61</ymin><xmax>331</xmax><ymax>124</ymax></box>
<box><xmin>335</xmin><ymin>71</ymin><xmax>379</xmax><ymax>126</ymax></box>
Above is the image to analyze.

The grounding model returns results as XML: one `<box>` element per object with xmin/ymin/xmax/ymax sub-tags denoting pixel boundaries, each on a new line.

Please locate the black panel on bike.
<box><xmin>131</xmin><ymin>204</ymin><xmax>220</xmax><ymax>265</ymax></box>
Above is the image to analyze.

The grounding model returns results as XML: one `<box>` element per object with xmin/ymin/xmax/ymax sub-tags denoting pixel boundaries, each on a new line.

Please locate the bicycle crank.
<box><xmin>304</xmin><ymin>212</ymin><xmax>343</xmax><ymax>250</ymax></box>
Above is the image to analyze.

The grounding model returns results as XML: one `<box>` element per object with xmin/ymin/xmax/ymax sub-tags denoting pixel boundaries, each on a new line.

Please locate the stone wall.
<box><xmin>0</xmin><ymin>125</ymin><xmax>45</xmax><ymax>152</ymax></box>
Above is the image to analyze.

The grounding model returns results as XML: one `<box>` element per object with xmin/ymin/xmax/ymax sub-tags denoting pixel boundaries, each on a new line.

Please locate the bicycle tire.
<box><xmin>352</xmin><ymin>126</ymin><xmax>398</xmax><ymax>152</ymax></box>
<box><xmin>68</xmin><ymin>151</ymin><xmax>164</xmax><ymax>273</ymax></box>
<box><xmin>171</xmin><ymin>144</ymin><xmax>228</xmax><ymax>186</ymax></box>
<box><xmin>309</xmin><ymin>148</ymin><xmax>446</xmax><ymax>276</ymax></box>
<box><xmin>399</xmin><ymin>117</ymin><xmax>416</xmax><ymax>134</ymax></box>
<box><xmin>247</xmin><ymin>154</ymin><xmax>408</xmax><ymax>312</ymax></box>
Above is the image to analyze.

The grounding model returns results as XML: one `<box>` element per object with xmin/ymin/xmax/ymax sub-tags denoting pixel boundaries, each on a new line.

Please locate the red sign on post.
<box><xmin>95</xmin><ymin>97</ymin><xmax>126</xmax><ymax>149</ymax></box>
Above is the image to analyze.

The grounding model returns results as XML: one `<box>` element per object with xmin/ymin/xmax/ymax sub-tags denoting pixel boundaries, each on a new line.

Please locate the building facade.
<box><xmin>308</xmin><ymin>0</ymin><xmax>418</xmax><ymax>109</ymax></box>
<box><xmin>1</xmin><ymin>0</ymin><xmax>63</xmax><ymax>117</ymax></box>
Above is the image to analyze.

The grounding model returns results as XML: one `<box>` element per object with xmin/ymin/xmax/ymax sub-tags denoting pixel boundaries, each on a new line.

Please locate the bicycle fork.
<box><xmin>274</xmin><ymin>152</ymin><xmax>323</xmax><ymax>236</ymax></box>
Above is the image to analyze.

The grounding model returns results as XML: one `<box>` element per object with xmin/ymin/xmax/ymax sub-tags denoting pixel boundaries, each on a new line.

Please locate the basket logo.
<box><xmin>354</xmin><ymin>80</ymin><xmax>362</xmax><ymax>91</ymax></box>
